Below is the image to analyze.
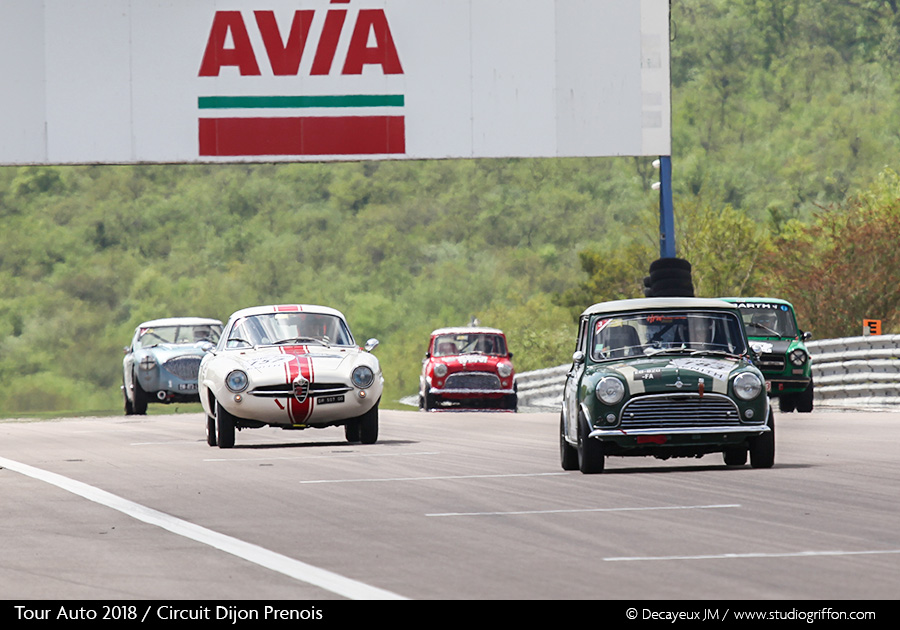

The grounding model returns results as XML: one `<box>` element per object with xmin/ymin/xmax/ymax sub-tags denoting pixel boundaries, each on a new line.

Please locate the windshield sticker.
<box><xmin>668</xmin><ymin>358</ymin><xmax>734</xmax><ymax>381</ymax></box>
<box><xmin>594</xmin><ymin>319</ymin><xmax>612</xmax><ymax>335</ymax></box>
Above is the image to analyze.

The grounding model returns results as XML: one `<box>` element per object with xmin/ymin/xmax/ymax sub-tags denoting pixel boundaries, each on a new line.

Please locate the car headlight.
<box><xmin>789</xmin><ymin>348</ymin><xmax>808</xmax><ymax>367</ymax></box>
<box><xmin>139</xmin><ymin>355</ymin><xmax>157</xmax><ymax>371</ymax></box>
<box><xmin>433</xmin><ymin>363</ymin><xmax>448</xmax><ymax>378</ymax></box>
<box><xmin>225</xmin><ymin>370</ymin><xmax>248</xmax><ymax>393</ymax></box>
<box><xmin>497</xmin><ymin>362</ymin><xmax>513</xmax><ymax>378</ymax></box>
<box><xmin>595</xmin><ymin>376</ymin><xmax>625</xmax><ymax>405</ymax></box>
<box><xmin>733</xmin><ymin>372</ymin><xmax>763</xmax><ymax>400</ymax></box>
<box><xmin>352</xmin><ymin>365</ymin><xmax>375</xmax><ymax>389</ymax></box>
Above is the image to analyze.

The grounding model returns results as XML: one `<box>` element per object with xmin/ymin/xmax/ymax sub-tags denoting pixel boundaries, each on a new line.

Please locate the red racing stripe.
<box><xmin>280</xmin><ymin>345</ymin><xmax>315</xmax><ymax>424</ymax></box>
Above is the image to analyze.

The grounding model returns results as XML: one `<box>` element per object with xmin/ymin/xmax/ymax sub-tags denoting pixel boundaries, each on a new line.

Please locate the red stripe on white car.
<box><xmin>280</xmin><ymin>345</ymin><xmax>314</xmax><ymax>424</ymax></box>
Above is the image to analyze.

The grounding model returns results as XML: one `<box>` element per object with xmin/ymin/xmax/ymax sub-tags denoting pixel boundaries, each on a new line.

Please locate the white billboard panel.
<box><xmin>0</xmin><ymin>0</ymin><xmax>670</xmax><ymax>164</ymax></box>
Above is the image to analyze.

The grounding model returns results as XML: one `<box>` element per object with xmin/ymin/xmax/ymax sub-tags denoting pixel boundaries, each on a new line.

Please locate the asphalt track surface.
<box><xmin>2</xmin><ymin>408</ymin><xmax>899</xmax><ymax>600</ymax></box>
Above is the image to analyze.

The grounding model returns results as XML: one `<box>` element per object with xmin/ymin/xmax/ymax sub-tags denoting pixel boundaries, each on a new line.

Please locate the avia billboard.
<box><xmin>0</xmin><ymin>0</ymin><xmax>670</xmax><ymax>164</ymax></box>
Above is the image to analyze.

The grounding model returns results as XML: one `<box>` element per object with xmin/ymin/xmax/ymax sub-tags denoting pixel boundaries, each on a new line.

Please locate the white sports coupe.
<box><xmin>198</xmin><ymin>304</ymin><xmax>382</xmax><ymax>448</ymax></box>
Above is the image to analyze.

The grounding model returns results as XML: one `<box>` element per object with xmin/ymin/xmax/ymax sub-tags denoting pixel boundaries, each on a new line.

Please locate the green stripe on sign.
<box><xmin>198</xmin><ymin>95</ymin><xmax>404</xmax><ymax>109</ymax></box>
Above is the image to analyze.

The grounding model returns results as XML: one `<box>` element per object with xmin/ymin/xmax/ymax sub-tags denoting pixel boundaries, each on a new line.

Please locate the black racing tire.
<box><xmin>206</xmin><ymin>414</ymin><xmax>217</xmax><ymax>447</ymax></box>
<box><xmin>779</xmin><ymin>394</ymin><xmax>796</xmax><ymax>413</ymax></box>
<box><xmin>577</xmin><ymin>412</ymin><xmax>605</xmax><ymax>474</ymax></box>
<box><xmin>649</xmin><ymin>257</ymin><xmax>692</xmax><ymax>273</ymax></box>
<box><xmin>749</xmin><ymin>408</ymin><xmax>775</xmax><ymax>469</ymax></box>
<box><xmin>132</xmin><ymin>376</ymin><xmax>148</xmax><ymax>415</ymax></box>
<box><xmin>796</xmin><ymin>379</ymin><xmax>814</xmax><ymax>413</ymax></box>
<box><xmin>359</xmin><ymin>403</ymin><xmax>379</xmax><ymax>444</ymax></box>
<box><xmin>215</xmin><ymin>400</ymin><xmax>236</xmax><ymax>449</ymax></box>
<box><xmin>649</xmin><ymin>268</ymin><xmax>693</xmax><ymax>284</ymax></box>
<box><xmin>344</xmin><ymin>419</ymin><xmax>361</xmax><ymax>442</ymax></box>
<box><xmin>123</xmin><ymin>379</ymin><xmax>134</xmax><ymax>415</ymax></box>
<box><xmin>560</xmin><ymin>414</ymin><xmax>579</xmax><ymax>471</ymax></box>
<box><xmin>651</xmin><ymin>284</ymin><xmax>695</xmax><ymax>297</ymax></box>
<box><xmin>723</xmin><ymin>446</ymin><xmax>748</xmax><ymax>466</ymax></box>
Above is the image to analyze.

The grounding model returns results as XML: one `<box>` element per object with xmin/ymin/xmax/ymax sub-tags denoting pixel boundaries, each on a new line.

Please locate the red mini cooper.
<box><xmin>419</xmin><ymin>327</ymin><xmax>517</xmax><ymax>411</ymax></box>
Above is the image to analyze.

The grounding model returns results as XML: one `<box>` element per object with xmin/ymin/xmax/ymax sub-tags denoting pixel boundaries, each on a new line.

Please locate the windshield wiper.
<box><xmin>273</xmin><ymin>337</ymin><xmax>328</xmax><ymax>346</ymax></box>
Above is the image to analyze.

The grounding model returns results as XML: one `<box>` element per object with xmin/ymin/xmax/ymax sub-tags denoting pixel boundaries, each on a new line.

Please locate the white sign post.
<box><xmin>0</xmin><ymin>0</ymin><xmax>670</xmax><ymax>165</ymax></box>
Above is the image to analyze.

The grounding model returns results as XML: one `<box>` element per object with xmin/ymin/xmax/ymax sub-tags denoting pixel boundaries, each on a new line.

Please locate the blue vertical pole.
<box><xmin>658</xmin><ymin>155</ymin><xmax>676</xmax><ymax>258</ymax></box>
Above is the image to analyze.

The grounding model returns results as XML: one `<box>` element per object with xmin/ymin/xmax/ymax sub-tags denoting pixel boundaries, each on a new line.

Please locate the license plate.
<box><xmin>317</xmin><ymin>395</ymin><xmax>344</xmax><ymax>405</ymax></box>
<box><xmin>178</xmin><ymin>383</ymin><xmax>198</xmax><ymax>391</ymax></box>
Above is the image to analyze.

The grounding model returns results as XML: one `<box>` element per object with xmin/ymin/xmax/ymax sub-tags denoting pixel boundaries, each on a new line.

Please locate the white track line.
<box><xmin>605</xmin><ymin>549</ymin><xmax>900</xmax><ymax>562</ymax></box>
<box><xmin>427</xmin><ymin>503</ymin><xmax>741</xmax><ymax>517</ymax></box>
<box><xmin>0</xmin><ymin>456</ymin><xmax>407</xmax><ymax>600</ymax></box>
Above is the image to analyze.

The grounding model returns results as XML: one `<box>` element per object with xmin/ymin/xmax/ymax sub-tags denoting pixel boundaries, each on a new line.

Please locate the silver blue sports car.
<box><xmin>122</xmin><ymin>317</ymin><xmax>223</xmax><ymax>415</ymax></box>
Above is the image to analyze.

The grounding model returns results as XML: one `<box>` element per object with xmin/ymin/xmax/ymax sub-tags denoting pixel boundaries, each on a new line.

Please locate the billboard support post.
<box><xmin>658</xmin><ymin>155</ymin><xmax>676</xmax><ymax>258</ymax></box>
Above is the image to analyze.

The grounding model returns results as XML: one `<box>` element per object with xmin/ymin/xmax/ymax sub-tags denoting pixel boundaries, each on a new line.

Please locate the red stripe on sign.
<box><xmin>199</xmin><ymin>116</ymin><xmax>405</xmax><ymax>156</ymax></box>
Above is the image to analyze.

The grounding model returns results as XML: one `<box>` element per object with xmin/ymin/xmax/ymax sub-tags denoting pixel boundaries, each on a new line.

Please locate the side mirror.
<box><xmin>802</xmin><ymin>331</ymin><xmax>812</xmax><ymax>341</ymax></box>
<box><xmin>572</xmin><ymin>350</ymin><xmax>585</xmax><ymax>364</ymax></box>
<box><xmin>365</xmin><ymin>338</ymin><xmax>380</xmax><ymax>352</ymax></box>
<box><xmin>508</xmin><ymin>352</ymin><xmax>514</xmax><ymax>359</ymax></box>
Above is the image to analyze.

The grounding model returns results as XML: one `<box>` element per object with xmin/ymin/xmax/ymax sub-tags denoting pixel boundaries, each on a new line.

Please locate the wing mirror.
<box><xmin>365</xmin><ymin>338</ymin><xmax>380</xmax><ymax>352</ymax></box>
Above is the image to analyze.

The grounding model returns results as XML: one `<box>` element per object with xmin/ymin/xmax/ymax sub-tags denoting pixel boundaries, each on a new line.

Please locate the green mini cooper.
<box><xmin>721</xmin><ymin>297</ymin><xmax>813</xmax><ymax>413</ymax></box>
<box><xmin>560</xmin><ymin>298</ymin><xmax>773</xmax><ymax>473</ymax></box>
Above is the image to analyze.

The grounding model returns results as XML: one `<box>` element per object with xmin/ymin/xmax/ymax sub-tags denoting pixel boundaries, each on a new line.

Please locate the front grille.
<box><xmin>757</xmin><ymin>353</ymin><xmax>785</xmax><ymax>371</ymax></box>
<box><xmin>250</xmin><ymin>382</ymin><xmax>352</xmax><ymax>397</ymax></box>
<box><xmin>162</xmin><ymin>356</ymin><xmax>201</xmax><ymax>380</ymax></box>
<box><xmin>444</xmin><ymin>372</ymin><xmax>501</xmax><ymax>390</ymax></box>
<box><xmin>620</xmin><ymin>394</ymin><xmax>742</xmax><ymax>430</ymax></box>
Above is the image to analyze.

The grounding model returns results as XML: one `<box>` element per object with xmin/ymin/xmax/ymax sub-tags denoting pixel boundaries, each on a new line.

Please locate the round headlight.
<box><xmin>225</xmin><ymin>370</ymin><xmax>248</xmax><ymax>393</ymax></box>
<box><xmin>139</xmin><ymin>355</ymin><xmax>157</xmax><ymax>371</ymax></box>
<box><xmin>789</xmin><ymin>348</ymin><xmax>808</xmax><ymax>367</ymax></box>
<box><xmin>595</xmin><ymin>376</ymin><xmax>625</xmax><ymax>405</ymax></box>
<box><xmin>352</xmin><ymin>365</ymin><xmax>375</xmax><ymax>389</ymax></box>
<box><xmin>433</xmin><ymin>363</ymin><xmax>448</xmax><ymax>378</ymax></box>
<box><xmin>497</xmin><ymin>362</ymin><xmax>513</xmax><ymax>378</ymax></box>
<box><xmin>733</xmin><ymin>372</ymin><xmax>763</xmax><ymax>400</ymax></box>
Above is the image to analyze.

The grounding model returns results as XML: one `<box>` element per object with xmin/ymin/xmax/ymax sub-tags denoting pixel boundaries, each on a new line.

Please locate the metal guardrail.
<box><xmin>807</xmin><ymin>335</ymin><xmax>900</xmax><ymax>409</ymax></box>
<box><xmin>516</xmin><ymin>335</ymin><xmax>900</xmax><ymax>411</ymax></box>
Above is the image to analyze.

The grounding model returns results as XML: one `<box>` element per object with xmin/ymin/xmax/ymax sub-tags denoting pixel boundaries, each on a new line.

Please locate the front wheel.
<box><xmin>796</xmin><ymin>379</ymin><xmax>814</xmax><ymax>413</ymax></box>
<box><xmin>748</xmin><ymin>408</ymin><xmax>775</xmax><ymax>468</ymax></box>
<box><xmin>359</xmin><ymin>403</ymin><xmax>379</xmax><ymax>444</ymax></box>
<box><xmin>206</xmin><ymin>414</ymin><xmax>217</xmax><ymax>447</ymax></box>
<box><xmin>215</xmin><ymin>401</ymin><xmax>236</xmax><ymax>449</ymax></box>
<box><xmin>132</xmin><ymin>376</ymin><xmax>148</xmax><ymax>415</ymax></box>
<box><xmin>577</xmin><ymin>413</ymin><xmax>605</xmax><ymax>473</ymax></box>
<box><xmin>560</xmin><ymin>414</ymin><xmax>578</xmax><ymax>471</ymax></box>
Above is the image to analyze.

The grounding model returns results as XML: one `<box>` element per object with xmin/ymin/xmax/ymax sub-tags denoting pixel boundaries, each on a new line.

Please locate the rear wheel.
<box><xmin>749</xmin><ymin>408</ymin><xmax>775</xmax><ymax>468</ymax></box>
<box><xmin>577</xmin><ymin>413</ymin><xmax>605</xmax><ymax>474</ymax></box>
<box><xmin>215</xmin><ymin>401</ymin><xmax>236</xmax><ymax>449</ymax></box>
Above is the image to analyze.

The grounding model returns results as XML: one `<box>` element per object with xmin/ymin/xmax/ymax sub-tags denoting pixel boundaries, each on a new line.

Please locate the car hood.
<box><xmin>433</xmin><ymin>354</ymin><xmax>510</xmax><ymax>371</ymax></box>
<box><xmin>140</xmin><ymin>342</ymin><xmax>213</xmax><ymax>360</ymax></box>
<box><xmin>221</xmin><ymin>345</ymin><xmax>366</xmax><ymax>377</ymax></box>
<box><xmin>591</xmin><ymin>354</ymin><xmax>750</xmax><ymax>395</ymax></box>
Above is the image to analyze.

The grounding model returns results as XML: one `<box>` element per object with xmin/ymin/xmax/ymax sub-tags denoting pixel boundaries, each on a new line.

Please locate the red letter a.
<box><xmin>198</xmin><ymin>12</ymin><xmax>261</xmax><ymax>76</ymax></box>
<box><xmin>343</xmin><ymin>10</ymin><xmax>403</xmax><ymax>75</ymax></box>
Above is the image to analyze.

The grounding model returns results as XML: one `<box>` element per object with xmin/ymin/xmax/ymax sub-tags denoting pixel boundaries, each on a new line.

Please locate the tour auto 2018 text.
<box><xmin>14</xmin><ymin>605</ymin><xmax>324</xmax><ymax>623</ymax></box>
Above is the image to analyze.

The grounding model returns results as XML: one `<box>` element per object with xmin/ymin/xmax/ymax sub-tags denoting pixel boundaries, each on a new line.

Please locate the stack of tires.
<box><xmin>644</xmin><ymin>258</ymin><xmax>694</xmax><ymax>297</ymax></box>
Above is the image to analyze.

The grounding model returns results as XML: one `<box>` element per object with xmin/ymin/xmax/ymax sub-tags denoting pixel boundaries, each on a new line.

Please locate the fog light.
<box><xmin>744</xmin><ymin>408</ymin><xmax>754</xmax><ymax>419</ymax></box>
<box><xmin>606</xmin><ymin>413</ymin><xmax>616</xmax><ymax>424</ymax></box>
<box><xmin>358</xmin><ymin>390</ymin><xmax>367</xmax><ymax>399</ymax></box>
<box><xmin>233</xmin><ymin>394</ymin><xmax>242</xmax><ymax>404</ymax></box>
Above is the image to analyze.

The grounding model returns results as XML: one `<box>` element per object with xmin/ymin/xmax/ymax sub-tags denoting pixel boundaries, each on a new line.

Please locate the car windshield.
<box><xmin>226</xmin><ymin>312</ymin><xmax>354</xmax><ymax>348</ymax></box>
<box><xmin>138</xmin><ymin>324</ymin><xmax>221</xmax><ymax>347</ymax></box>
<box><xmin>590</xmin><ymin>310</ymin><xmax>747</xmax><ymax>361</ymax></box>
<box><xmin>432</xmin><ymin>333</ymin><xmax>507</xmax><ymax>357</ymax></box>
<box><xmin>737</xmin><ymin>304</ymin><xmax>798</xmax><ymax>338</ymax></box>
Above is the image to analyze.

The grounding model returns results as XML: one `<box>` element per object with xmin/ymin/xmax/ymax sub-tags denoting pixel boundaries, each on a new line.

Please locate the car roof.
<box><xmin>581</xmin><ymin>297</ymin><xmax>740</xmax><ymax>317</ymax></box>
<box><xmin>137</xmin><ymin>317</ymin><xmax>222</xmax><ymax>328</ymax></box>
<box><xmin>226</xmin><ymin>304</ymin><xmax>347</xmax><ymax>321</ymax></box>
<box><xmin>720</xmin><ymin>297</ymin><xmax>794</xmax><ymax>307</ymax></box>
<box><xmin>430</xmin><ymin>326</ymin><xmax>505</xmax><ymax>336</ymax></box>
